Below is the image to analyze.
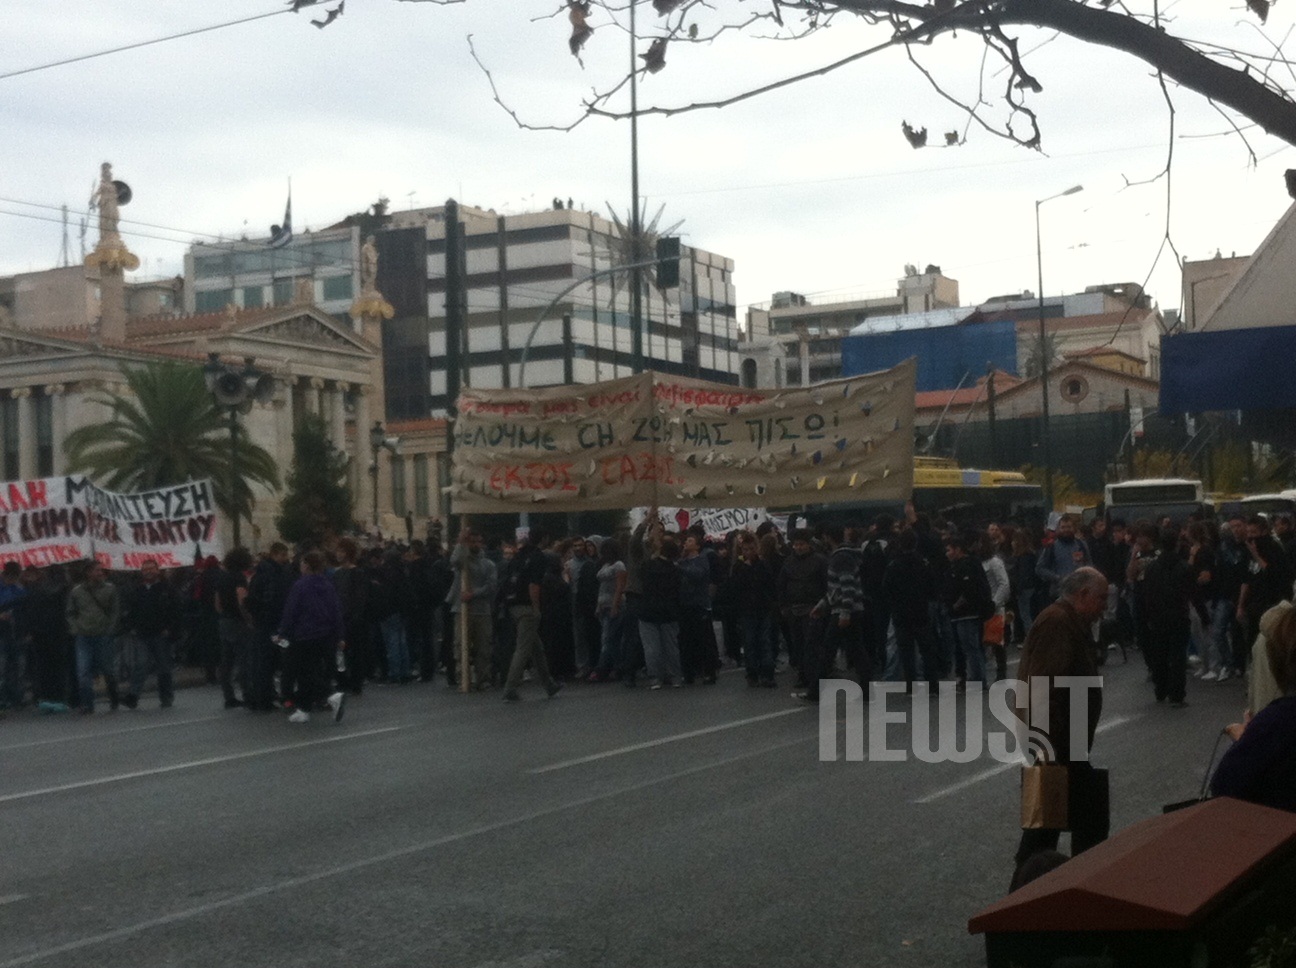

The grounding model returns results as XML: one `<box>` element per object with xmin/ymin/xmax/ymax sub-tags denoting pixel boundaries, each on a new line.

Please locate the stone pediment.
<box><xmin>0</xmin><ymin>333</ymin><xmax>65</xmax><ymax>358</ymax></box>
<box><xmin>0</xmin><ymin>328</ymin><xmax>96</xmax><ymax>360</ymax></box>
<box><xmin>237</xmin><ymin>310</ymin><xmax>375</xmax><ymax>355</ymax></box>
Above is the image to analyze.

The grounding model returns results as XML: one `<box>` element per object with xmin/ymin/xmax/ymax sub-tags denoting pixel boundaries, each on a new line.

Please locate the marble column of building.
<box><xmin>354</xmin><ymin>386</ymin><xmax>373</xmax><ymax>525</ymax></box>
<box><xmin>275</xmin><ymin>377</ymin><xmax>295</xmax><ymax>457</ymax></box>
<box><xmin>45</xmin><ymin>384</ymin><xmax>67</xmax><ymax>475</ymax></box>
<box><xmin>311</xmin><ymin>377</ymin><xmax>327</xmax><ymax>416</ymax></box>
<box><xmin>13</xmin><ymin>388</ymin><xmax>36</xmax><ymax>479</ymax></box>
<box><xmin>331</xmin><ymin>382</ymin><xmax>350</xmax><ymax>456</ymax></box>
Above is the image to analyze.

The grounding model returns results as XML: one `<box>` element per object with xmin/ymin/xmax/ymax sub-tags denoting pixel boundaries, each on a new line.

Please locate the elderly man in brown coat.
<box><xmin>1015</xmin><ymin>566</ymin><xmax>1109</xmax><ymax>869</ymax></box>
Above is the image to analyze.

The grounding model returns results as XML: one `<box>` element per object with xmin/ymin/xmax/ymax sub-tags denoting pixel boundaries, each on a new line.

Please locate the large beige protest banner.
<box><xmin>449</xmin><ymin>359</ymin><xmax>915</xmax><ymax>513</ymax></box>
<box><xmin>0</xmin><ymin>475</ymin><xmax>222</xmax><ymax>570</ymax></box>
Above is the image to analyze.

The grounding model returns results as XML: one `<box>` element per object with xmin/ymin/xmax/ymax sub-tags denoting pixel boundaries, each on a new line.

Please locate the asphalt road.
<box><xmin>0</xmin><ymin>652</ymin><xmax>1246</xmax><ymax>968</ymax></box>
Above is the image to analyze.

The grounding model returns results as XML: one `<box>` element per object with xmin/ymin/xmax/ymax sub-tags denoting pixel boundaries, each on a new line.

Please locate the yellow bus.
<box><xmin>800</xmin><ymin>457</ymin><xmax>1046</xmax><ymax>529</ymax></box>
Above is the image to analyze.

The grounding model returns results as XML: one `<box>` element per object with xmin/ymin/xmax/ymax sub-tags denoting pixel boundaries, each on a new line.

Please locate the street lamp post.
<box><xmin>202</xmin><ymin>353</ymin><xmax>273</xmax><ymax>547</ymax></box>
<box><xmin>1035</xmin><ymin>184</ymin><xmax>1083</xmax><ymax>510</ymax></box>
<box><xmin>629</xmin><ymin>0</ymin><xmax>644</xmax><ymax>373</ymax></box>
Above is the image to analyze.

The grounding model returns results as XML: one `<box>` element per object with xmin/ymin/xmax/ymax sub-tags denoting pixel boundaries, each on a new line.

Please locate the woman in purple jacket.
<box><xmin>277</xmin><ymin>550</ymin><xmax>347</xmax><ymax>724</ymax></box>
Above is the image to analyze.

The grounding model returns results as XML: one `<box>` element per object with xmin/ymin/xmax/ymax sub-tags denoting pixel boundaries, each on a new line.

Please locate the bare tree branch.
<box><xmin>467</xmin><ymin>33</ymin><xmax>590</xmax><ymax>131</ymax></box>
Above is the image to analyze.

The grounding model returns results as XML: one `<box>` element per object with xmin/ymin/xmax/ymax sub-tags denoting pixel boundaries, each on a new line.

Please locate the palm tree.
<box><xmin>65</xmin><ymin>360</ymin><xmax>279</xmax><ymax>528</ymax></box>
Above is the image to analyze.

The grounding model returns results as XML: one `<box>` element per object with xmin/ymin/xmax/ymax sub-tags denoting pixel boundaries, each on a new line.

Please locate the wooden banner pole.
<box><xmin>458</xmin><ymin>514</ymin><xmax>471</xmax><ymax>694</ymax></box>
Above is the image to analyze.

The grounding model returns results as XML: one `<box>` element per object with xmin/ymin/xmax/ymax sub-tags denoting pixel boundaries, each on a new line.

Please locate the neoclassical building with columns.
<box><xmin>0</xmin><ymin>301</ymin><xmax>447</xmax><ymax>549</ymax></box>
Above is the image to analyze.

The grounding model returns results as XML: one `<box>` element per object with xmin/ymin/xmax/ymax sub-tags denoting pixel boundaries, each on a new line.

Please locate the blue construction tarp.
<box><xmin>1161</xmin><ymin>326</ymin><xmax>1296</xmax><ymax>413</ymax></box>
<box><xmin>841</xmin><ymin>319</ymin><xmax>1018</xmax><ymax>391</ymax></box>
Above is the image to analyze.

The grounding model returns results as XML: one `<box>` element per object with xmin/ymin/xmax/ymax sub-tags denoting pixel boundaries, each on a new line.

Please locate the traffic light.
<box><xmin>655</xmin><ymin>236</ymin><xmax>681</xmax><ymax>289</ymax></box>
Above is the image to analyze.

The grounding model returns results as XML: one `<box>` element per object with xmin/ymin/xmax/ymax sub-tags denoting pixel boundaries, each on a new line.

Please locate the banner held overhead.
<box><xmin>0</xmin><ymin>476</ymin><xmax>222</xmax><ymax>570</ymax></box>
<box><xmin>449</xmin><ymin>360</ymin><xmax>916</xmax><ymax>513</ymax></box>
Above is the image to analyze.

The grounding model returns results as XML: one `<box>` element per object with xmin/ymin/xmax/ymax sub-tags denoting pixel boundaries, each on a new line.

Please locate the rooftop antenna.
<box><xmin>406</xmin><ymin>191</ymin><xmax>416</xmax><ymax>211</ymax></box>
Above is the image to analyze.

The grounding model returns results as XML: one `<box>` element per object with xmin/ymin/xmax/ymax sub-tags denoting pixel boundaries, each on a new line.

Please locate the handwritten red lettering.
<box><xmin>488</xmin><ymin>462</ymin><xmax>578</xmax><ymax>493</ymax></box>
<box><xmin>542</xmin><ymin>399</ymin><xmax>580</xmax><ymax>418</ymax></box>
<box><xmin>587</xmin><ymin>389</ymin><xmax>641</xmax><ymax>409</ymax></box>
<box><xmin>599</xmin><ymin>453</ymin><xmax>680</xmax><ymax>487</ymax></box>
<box><xmin>461</xmin><ymin>399</ymin><xmax>532</xmax><ymax>417</ymax></box>
<box><xmin>652</xmin><ymin>383</ymin><xmax>765</xmax><ymax>410</ymax></box>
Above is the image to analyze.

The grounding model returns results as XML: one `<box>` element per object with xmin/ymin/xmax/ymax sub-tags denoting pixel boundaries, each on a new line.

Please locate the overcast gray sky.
<box><xmin>3</xmin><ymin>0</ymin><xmax>1294</xmax><ymax>318</ymax></box>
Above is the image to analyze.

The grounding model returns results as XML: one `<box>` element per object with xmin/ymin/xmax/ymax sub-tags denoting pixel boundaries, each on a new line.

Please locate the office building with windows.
<box><xmin>402</xmin><ymin>205</ymin><xmax>738</xmax><ymax>413</ymax></box>
<box><xmin>184</xmin><ymin>226</ymin><xmax>359</xmax><ymax>319</ymax></box>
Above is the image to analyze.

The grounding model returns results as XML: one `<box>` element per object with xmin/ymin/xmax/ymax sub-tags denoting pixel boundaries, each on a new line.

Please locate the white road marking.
<box><xmin>0</xmin><ymin>726</ymin><xmax>404</xmax><ymax>805</ymax></box>
<box><xmin>528</xmin><ymin>707</ymin><xmax>810</xmax><ymax>774</ymax></box>
<box><xmin>0</xmin><ymin>715</ymin><xmax>225</xmax><ymax>752</ymax></box>
<box><xmin>0</xmin><ymin>733</ymin><xmax>814</xmax><ymax>967</ymax></box>
<box><xmin>0</xmin><ymin>894</ymin><xmax>30</xmax><ymax>906</ymax></box>
<box><xmin>912</xmin><ymin>714</ymin><xmax>1137</xmax><ymax>804</ymax></box>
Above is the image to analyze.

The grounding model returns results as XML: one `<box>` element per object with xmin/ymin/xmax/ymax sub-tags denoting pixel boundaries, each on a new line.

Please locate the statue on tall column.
<box><xmin>96</xmin><ymin>162</ymin><xmax>121</xmax><ymax>241</ymax></box>
<box><xmin>85</xmin><ymin>161</ymin><xmax>139</xmax><ymax>272</ymax></box>
<box><xmin>350</xmin><ymin>233</ymin><xmax>394</xmax><ymax>325</ymax></box>
<box><xmin>360</xmin><ymin>234</ymin><xmax>379</xmax><ymax>295</ymax></box>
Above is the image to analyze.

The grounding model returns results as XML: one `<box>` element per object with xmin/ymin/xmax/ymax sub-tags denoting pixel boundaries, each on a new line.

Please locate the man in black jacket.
<box><xmin>1142</xmin><ymin>528</ymin><xmax>1193</xmax><ymax>706</ymax></box>
<box><xmin>1238</xmin><ymin>515</ymin><xmax>1295</xmax><ymax>668</ymax></box>
<box><xmin>882</xmin><ymin>528</ymin><xmax>939</xmax><ymax>691</ymax></box>
<box><xmin>502</xmin><ymin>529</ymin><xmax>562</xmax><ymax>702</ymax></box>
<box><xmin>777</xmin><ymin>529</ymin><xmax>827</xmax><ymax>690</ymax></box>
<box><xmin>123</xmin><ymin>559</ymin><xmax>180</xmax><ymax>709</ymax></box>
<box><xmin>245</xmin><ymin>544</ymin><xmax>295</xmax><ymax>711</ymax></box>
<box><xmin>945</xmin><ymin>533</ymin><xmax>993</xmax><ymax>689</ymax></box>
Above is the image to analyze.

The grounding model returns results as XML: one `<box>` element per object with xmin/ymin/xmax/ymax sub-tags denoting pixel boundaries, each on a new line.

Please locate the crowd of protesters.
<box><xmin>3</xmin><ymin>504</ymin><xmax>1287</xmax><ymax>720</ymax></box>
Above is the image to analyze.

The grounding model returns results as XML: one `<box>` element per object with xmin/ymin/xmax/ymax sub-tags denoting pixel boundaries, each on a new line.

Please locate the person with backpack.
<box><xmin>946</xmin><ymin>532</ymin><xmax>994</xmax><ymax>690</ymax></box>
<box><xmin>502</xmin><ymin>529</ymin><xmax>562</xmax><ymax>702</ymax></box>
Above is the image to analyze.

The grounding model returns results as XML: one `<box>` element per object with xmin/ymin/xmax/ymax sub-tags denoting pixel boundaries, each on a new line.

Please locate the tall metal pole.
<box><xmin>1035</xmin><ymin>200</ymin><xmax>1053</xmax><ymax>511</ymax></box>
<box><xmin>629</xmin><ymin>0</ymin><xmax>644</xmax><ymax>373</ymax></box>
<box><xmin>229</xmin><ymin>406</ymin><xmax>241</xmax><ymax>547</ymax></box>
<box><xmin>1033</xmin><ymin>184</ymin><xmax>1083</xmax><ymax>511</ymax></box>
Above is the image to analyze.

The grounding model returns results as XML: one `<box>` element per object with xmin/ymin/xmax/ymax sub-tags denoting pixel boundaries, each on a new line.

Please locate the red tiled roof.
<box><xmin>915</xmin><ymin>386</ymin><xmax>984</xmax><ymax>410</ymax></box>
<box><xmin>914</xmin><ymin>369</ymin><xmax>1021</xmax><ymax>411</ymax></box>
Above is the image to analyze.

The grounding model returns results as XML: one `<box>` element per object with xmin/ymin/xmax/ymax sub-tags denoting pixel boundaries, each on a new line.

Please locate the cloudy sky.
<box><xmin>3</xmin><ymin>0</ymin><xmax>1295</xmax><ymax>319</ymax></box>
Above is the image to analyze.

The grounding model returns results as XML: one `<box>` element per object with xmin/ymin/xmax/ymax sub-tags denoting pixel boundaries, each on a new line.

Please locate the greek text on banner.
<box><xmin>449</xmin><ymin>359</ymin><xmax>916</xmax><ymax>513</ymax></box>
<box><xmin>0</xmin><ymin>476</ymin><xmax>223</xmax><ymax>570</ymax></box>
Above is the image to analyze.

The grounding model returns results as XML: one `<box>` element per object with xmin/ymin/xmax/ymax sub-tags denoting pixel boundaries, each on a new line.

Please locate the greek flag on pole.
<box><xmin>269</xmin><ymin>194</ymin><xmax>292</xmax><ymax>248</ymax></box>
